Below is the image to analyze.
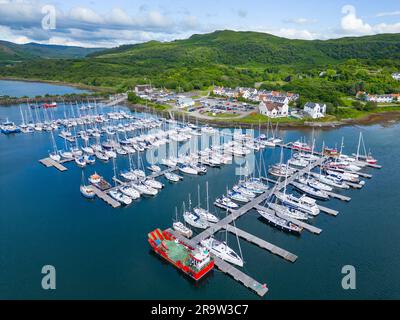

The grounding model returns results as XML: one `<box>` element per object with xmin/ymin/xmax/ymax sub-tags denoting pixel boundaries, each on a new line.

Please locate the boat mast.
<box><xmin>206</xmin><ymin>181</ymin><xmax>210</xmax><ymax>212</ymax></box>
<box><xmin>197</xmin><ymin>184</ymin><xmax>201</xmax><ymax>208</ymax></box>
<box><xmin>356</xmin><ymin>132</ymin><xmax>361</xmax><ymax>160</ymax></box>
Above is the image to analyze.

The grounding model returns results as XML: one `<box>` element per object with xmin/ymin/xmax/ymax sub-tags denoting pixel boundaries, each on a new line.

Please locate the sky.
<box><xmin>0</xmin><ymin>0</ymin><xmax>399</xmax><ymax>47</ymax></box>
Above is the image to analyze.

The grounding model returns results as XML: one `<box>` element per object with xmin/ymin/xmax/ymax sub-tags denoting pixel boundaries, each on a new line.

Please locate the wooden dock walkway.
<box><xmin>88</xmin><ymin>185</ymin><xmax>121</xmax><ymax>208</ymax></box>
<box><xmin>223</xmin><ymin>224</ymin><xmax>297</xmax><ymax>262</ymax></box>
<box><xmin>325</xmin><ymin>191</ymin><xmax>351</xmax><ymax>202</ymax></box>
<box><xmin>317</xmin><ymin>204</ymin><xmax>339</xmax><ymax>216</ymax></box>
<box><xmin>167</xmin><ymin>229</ymin><xmax>269</xmax><ymax>297</ymax></box>
<box><xmin>39</xmin><ymin>157</ymin><xmax>68</xmax><ymax>172</ymax></box>
<box><xmin>213</xmin><ymin>257</ymin><xmax>269</xmax><ymax>297</ymax></box>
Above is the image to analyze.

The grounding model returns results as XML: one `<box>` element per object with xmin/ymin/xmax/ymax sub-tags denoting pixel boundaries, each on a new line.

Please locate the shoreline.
<box><xmin>0</xmin><ymin>77</ymin><xmax>112</xmax><ymax>93</ymax></box>
<box><xmin>126</xmin><ymin>102</ymin><xmax>400</xmax><ymax>130</ymax></box>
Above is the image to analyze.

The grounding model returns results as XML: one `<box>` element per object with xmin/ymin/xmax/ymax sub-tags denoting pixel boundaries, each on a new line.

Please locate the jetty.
<box><xmin>39</xmin><ymin>157</ymin><xmax>69</xmax><ymax>172</ymax></box>
<box><xmin>88</xmin><ymin>185</ymin><xmax>121</xmax><ymax>208</ymax></box>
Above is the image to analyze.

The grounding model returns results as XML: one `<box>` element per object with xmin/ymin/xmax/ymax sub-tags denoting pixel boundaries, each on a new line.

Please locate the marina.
<box><xmin>23</xmin><ymin>108</ymin><xmax>382</xmax><ymax>296</ymax></box>
<box><xmin>0</xmin><ymin>86</ymin><xmax>394</xmax><ymax>299</ymax></box>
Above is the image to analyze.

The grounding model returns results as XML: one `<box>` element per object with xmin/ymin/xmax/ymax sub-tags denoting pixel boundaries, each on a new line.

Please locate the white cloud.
<box><xmin>273</xmin><ymin>28</ymin><xmax>316</xmax><ymax>40</ymax></box>
<box><xmin>69</xmin><ymin>7</ymin><xmax>104</xmax><ymax>24</ymax></box>
<box><xmin>376</xmin><ymin>11</ymin><xmax>400</xmax><ymax>17</ymax></box>
<box><xmin>283</xmin><ymin>18</ymin><xmax>318</xmax><ymax>25</ymax></box>
<box><xmin>341</xmin><ymin>5</ymin><xmax>373</xmax><ymax>34</ymax></box>
<box><xmin>340</xmin><ymin>5</ymin><xmax>400</xmax><ymax>36</ymax></box>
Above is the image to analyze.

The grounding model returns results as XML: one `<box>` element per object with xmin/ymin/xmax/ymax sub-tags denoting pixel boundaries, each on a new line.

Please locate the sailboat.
<box><xmin>109</xmin><ymin>157</ymin><xmax>132</xmax><ymax>205</ymax></box>
<box><xmin>80</xmin><ymin>171</ymin><xmax>96</xmax><ymax>199</ymax></box>
<box><xmin>173</xmin><ymin>207</ymin><xmax>193</xmax><ymax>238</ymax></box>
<box><xmin>49</xmin><ymin>130</ymin><xmax>61</xmax><ymax>162</ymax></box>
<box><xmin>257</xmin><ymin>208</ymin><xmax>303</xmax><ymax>234</ymax></box>
<box><xmin>183</xmin><ymin>198</ymin><xmax>209</xmax><ymax>229</ymax></box>
<box><xmin>201</xmin><ymin>208</ymin><xmax>244</xmax><ymax>267</ymax></box>
<box><xmin>353</xmin><ymin>131</ymin><xmax>378</xmax><ymax>165</ymax></box>
<box><xmin>193</xmin><ymin>183</ymin><xmax>219</xmax><ymax>223</ymax></box>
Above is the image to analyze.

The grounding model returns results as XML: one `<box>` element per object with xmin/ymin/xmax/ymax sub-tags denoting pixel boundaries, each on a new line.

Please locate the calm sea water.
<box><xmin>0</xmin><ymin>80</ymin><xmax>89</xmax><ymax>98</ymax></box>
<box><xmin>0</xmin><ymin>82</ymin><xmax>399</xmax><ymax>300</ymax></box>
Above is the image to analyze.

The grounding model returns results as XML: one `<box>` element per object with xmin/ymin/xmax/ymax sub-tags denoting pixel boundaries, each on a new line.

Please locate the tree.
<box><xmin>364</xmin><ymin>101</ymin><xmax>378</xmax><ymax>111</ymax></box>
<box><xmin>127</xmin><ymin>92</ymin><xmax>141</xmax><ymax>104</ymax></box>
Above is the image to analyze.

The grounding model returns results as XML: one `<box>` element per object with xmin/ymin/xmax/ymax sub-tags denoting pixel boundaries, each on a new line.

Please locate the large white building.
<box><xmin>392</xmin><ymin>73</ymin><xmax>400</xmax><ymax>81</ymax></box>
<box><xmin>259</xmin><ymin>101</ymin><xmax>289</xmax><ymax>118</ymax></box>
<box><xmin>304</xmin><ymin>102</ymin><xmax>326</xmax><ymax>119</ymax></box>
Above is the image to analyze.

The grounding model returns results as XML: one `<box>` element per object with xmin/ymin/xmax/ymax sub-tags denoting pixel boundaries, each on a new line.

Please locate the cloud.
<box><xmin>340</xmin><ymin>5</ymin><xmax>400</xmax><ymax>35</ymax></box>
<box><xmin>376</xmin><ymin>11</ymin><xmax>400</xmax><ymax>17</ymax></box>
<box><xmin>341</xmin><ymin>5</ymin><xmax>373</xmax><ymax>34</ymax></box>
<box><xmin>283</xmin><ymin>18</ymin><xmax>318</xmax><ymax>25</ymax></box>
<box><xmin>0</xmin><ymin>0</ymin><xmax>204</xmax><ymax>47</ymax></box>
<box><xmin>273</xmin><ymin>28</ymin><xmax>316</xmax><ymax>40</ymax></box>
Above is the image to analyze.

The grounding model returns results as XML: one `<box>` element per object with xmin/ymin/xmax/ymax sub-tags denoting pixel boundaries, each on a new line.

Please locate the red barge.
<box><xmin>148</xmin><ymin>228</ymin><xmax>214</xmax><ymax>280</ymax></box>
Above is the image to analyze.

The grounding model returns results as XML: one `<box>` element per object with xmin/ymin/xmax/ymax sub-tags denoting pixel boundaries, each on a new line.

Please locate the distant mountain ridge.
<box><xmin>1</xmin><ymin>30</ymin><xmax>399</xmax><ymax>103</ymax></box>
<box><xmin>0</xmin><ymin>40</ymin><xmax>104</xmax><ymax>64</ymax></box>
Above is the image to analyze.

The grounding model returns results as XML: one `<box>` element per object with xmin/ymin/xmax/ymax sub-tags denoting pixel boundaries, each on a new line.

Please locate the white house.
<box><xmin>259</xmin><ymin>101</ymin><xmax>289</xmax><ymax>118</ymax></box>
<box><xmin>304</xmin><ymin>102</ymin><xmax>326</xmax><ymax>119</ymax></box>
<box><xmin>176</xmin><ymin>96</ymin><xmax>195</xmax><ymax>109</ymax></box>
<box><xmin>239</xmin><ymin>88</ymin><xmax>258</xmax><ymax>99</ymax></box>
<box><xmin>367</xmin><ymin>95</ymin><xmax>393</xmax><ymax>103</ymax></box>
<box><xmin>392</xmin><ymin>73</ymin><xmax>400</xmax><ymax>81</ymax></box>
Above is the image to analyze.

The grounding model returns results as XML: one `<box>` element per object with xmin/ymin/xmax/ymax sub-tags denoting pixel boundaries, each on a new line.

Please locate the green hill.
<box><xmin>1</xmin><ymin>30</ymin><xmax>400</xmax><ymax>103</ymax></box>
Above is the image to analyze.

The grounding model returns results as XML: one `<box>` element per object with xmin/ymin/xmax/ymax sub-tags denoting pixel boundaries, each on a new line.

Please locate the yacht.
<box><xmin>164</xmin><ymin>172</ymin><xmax>182</xmax><ymax>182</ymax></box>
<box><xmin>148</xmin><ymin>164</ymin><xmax>161</xmax><ymax>172</ymax></box>
<box><xmin>268</xmin><ymin>202</ymin><xmax>309</xmax><ymax>221</ymax></box>
<box><xmin>95</xmin><ymin>151</ymin><xmax>109</xmax><ymax>162</ymax></box>
<box><xmin>193</xmin><ymin>208</ymin><xmax>219</xmax><ymax>223</ymax></box>
<box><xmin>132</xmin><ymin>182</ymin><xmax>158</xmax><ymax>196</ymax></box>
<box><xmin>228</xmin><ymin>191</ymin><xmax>250</xmax><ymax>203</ymax></box>
<box><xmin>144</xmin><ymin>179</ymin><xmax>164</xmax><ymax>190</ymax></box>
<box><xmin>288</xmin><ymin>158</ymin><xmax>309</xmax><ymax>169</ymax></box>
<box><xmin>298</xmin><ymin>176</ymin><xmax>333</xmax><ymax>192</ymax></box>
<box><xmin>109</xmin><ymin>189</ymin><xmax>132</xmax><ymax>205</ymax></box>
<box><xmin>178</xmin><ymin>165</ymin><xmax>198</xmax><ymax>175</ymax></box>
<box><xmin>214</xmin><ymin>197</ymin><xmax>239</xmax><ymax>210</ymax></box>
<box><xmin>49</xmin><ymin>152</ymin><xmax>61</xmax><ymax>162</ymax></box>
<box><xmin>75</xmin><ymin>156</ymin><xmax>87</xmax><ymax>168</ymax></box>
<box><xmin>80</xmin><ymin>185</ymin><xmax>96</xmax><ymax>199</ymax></box>
<box><xmin>173</xmin><ymin>221</ymin><xmax>193</xmax><ymax>238</ymax></box>
<box><xmin>326</xmin><ymin>170</ymin><xmax>363</xmax><ymax>184</ymax></box>
<box><xmin>257</xmin><ymin>210</ymin><xmax>303</xmax><ymax>234</ymax></box>
<box><xmin>84</xmin><ymin>154</ymin><xmax>96</xmax><ymax>165</ymax></box>
<box><xmin>275</xmin><ymin>192</ymin><xmax>320</xmax><ymax>216</ymax></box>
<box><xmin>313</xmin><ymin>173</ymin><xmax>350</xmax><ymax>189</ymax></box>
<box><xmin>201</xmin><ymin>237</ymin><xmax>244</xmax><ymax>267</ymax></box>
<box><xmin>120</xmin><ymin>185</ymin><xmax>141</xmax><ymax>200</ymax></box>
<box><xmin>183</xmin><ymin>211</ymin><xmax>208</xmax><ymax>229</ymax></box>
<box><xmin>232</xmin><ymin>185</ymin><xmax>256</xmax><ymax>199</ymax></box>
<box><xmin>291</xmin><ymin>182</ymin><xmax>330</xmax><ymax>201</ymax></box>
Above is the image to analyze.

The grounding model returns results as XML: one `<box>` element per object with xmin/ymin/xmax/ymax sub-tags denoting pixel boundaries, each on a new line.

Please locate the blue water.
<box><xmin>0</xmin><ymin>83</ymin><xmax>400</xmax><ymax>300</ymax></box>
<box><xmin>0</xmin><ymin>80</ymin><xmax>89</xmax><ymax>98</ymax></box>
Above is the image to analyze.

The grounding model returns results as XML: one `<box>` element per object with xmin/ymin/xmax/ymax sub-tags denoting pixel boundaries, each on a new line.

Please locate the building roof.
<box><xmin>261</xmin><ymin>101</ymin><xmax>284</xmax><ymax>111</ymax></box>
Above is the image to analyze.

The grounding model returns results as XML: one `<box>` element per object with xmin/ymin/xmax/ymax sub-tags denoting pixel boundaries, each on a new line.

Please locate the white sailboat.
<box><xmin>173</xmin><ymin>207</ymin><xmax>193</xmax><ymax>238</ymax></box>
<box><xmin>193</xmin><ymin>183</ymin><xmax>219</xmax><ymax>223</ymax></box>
